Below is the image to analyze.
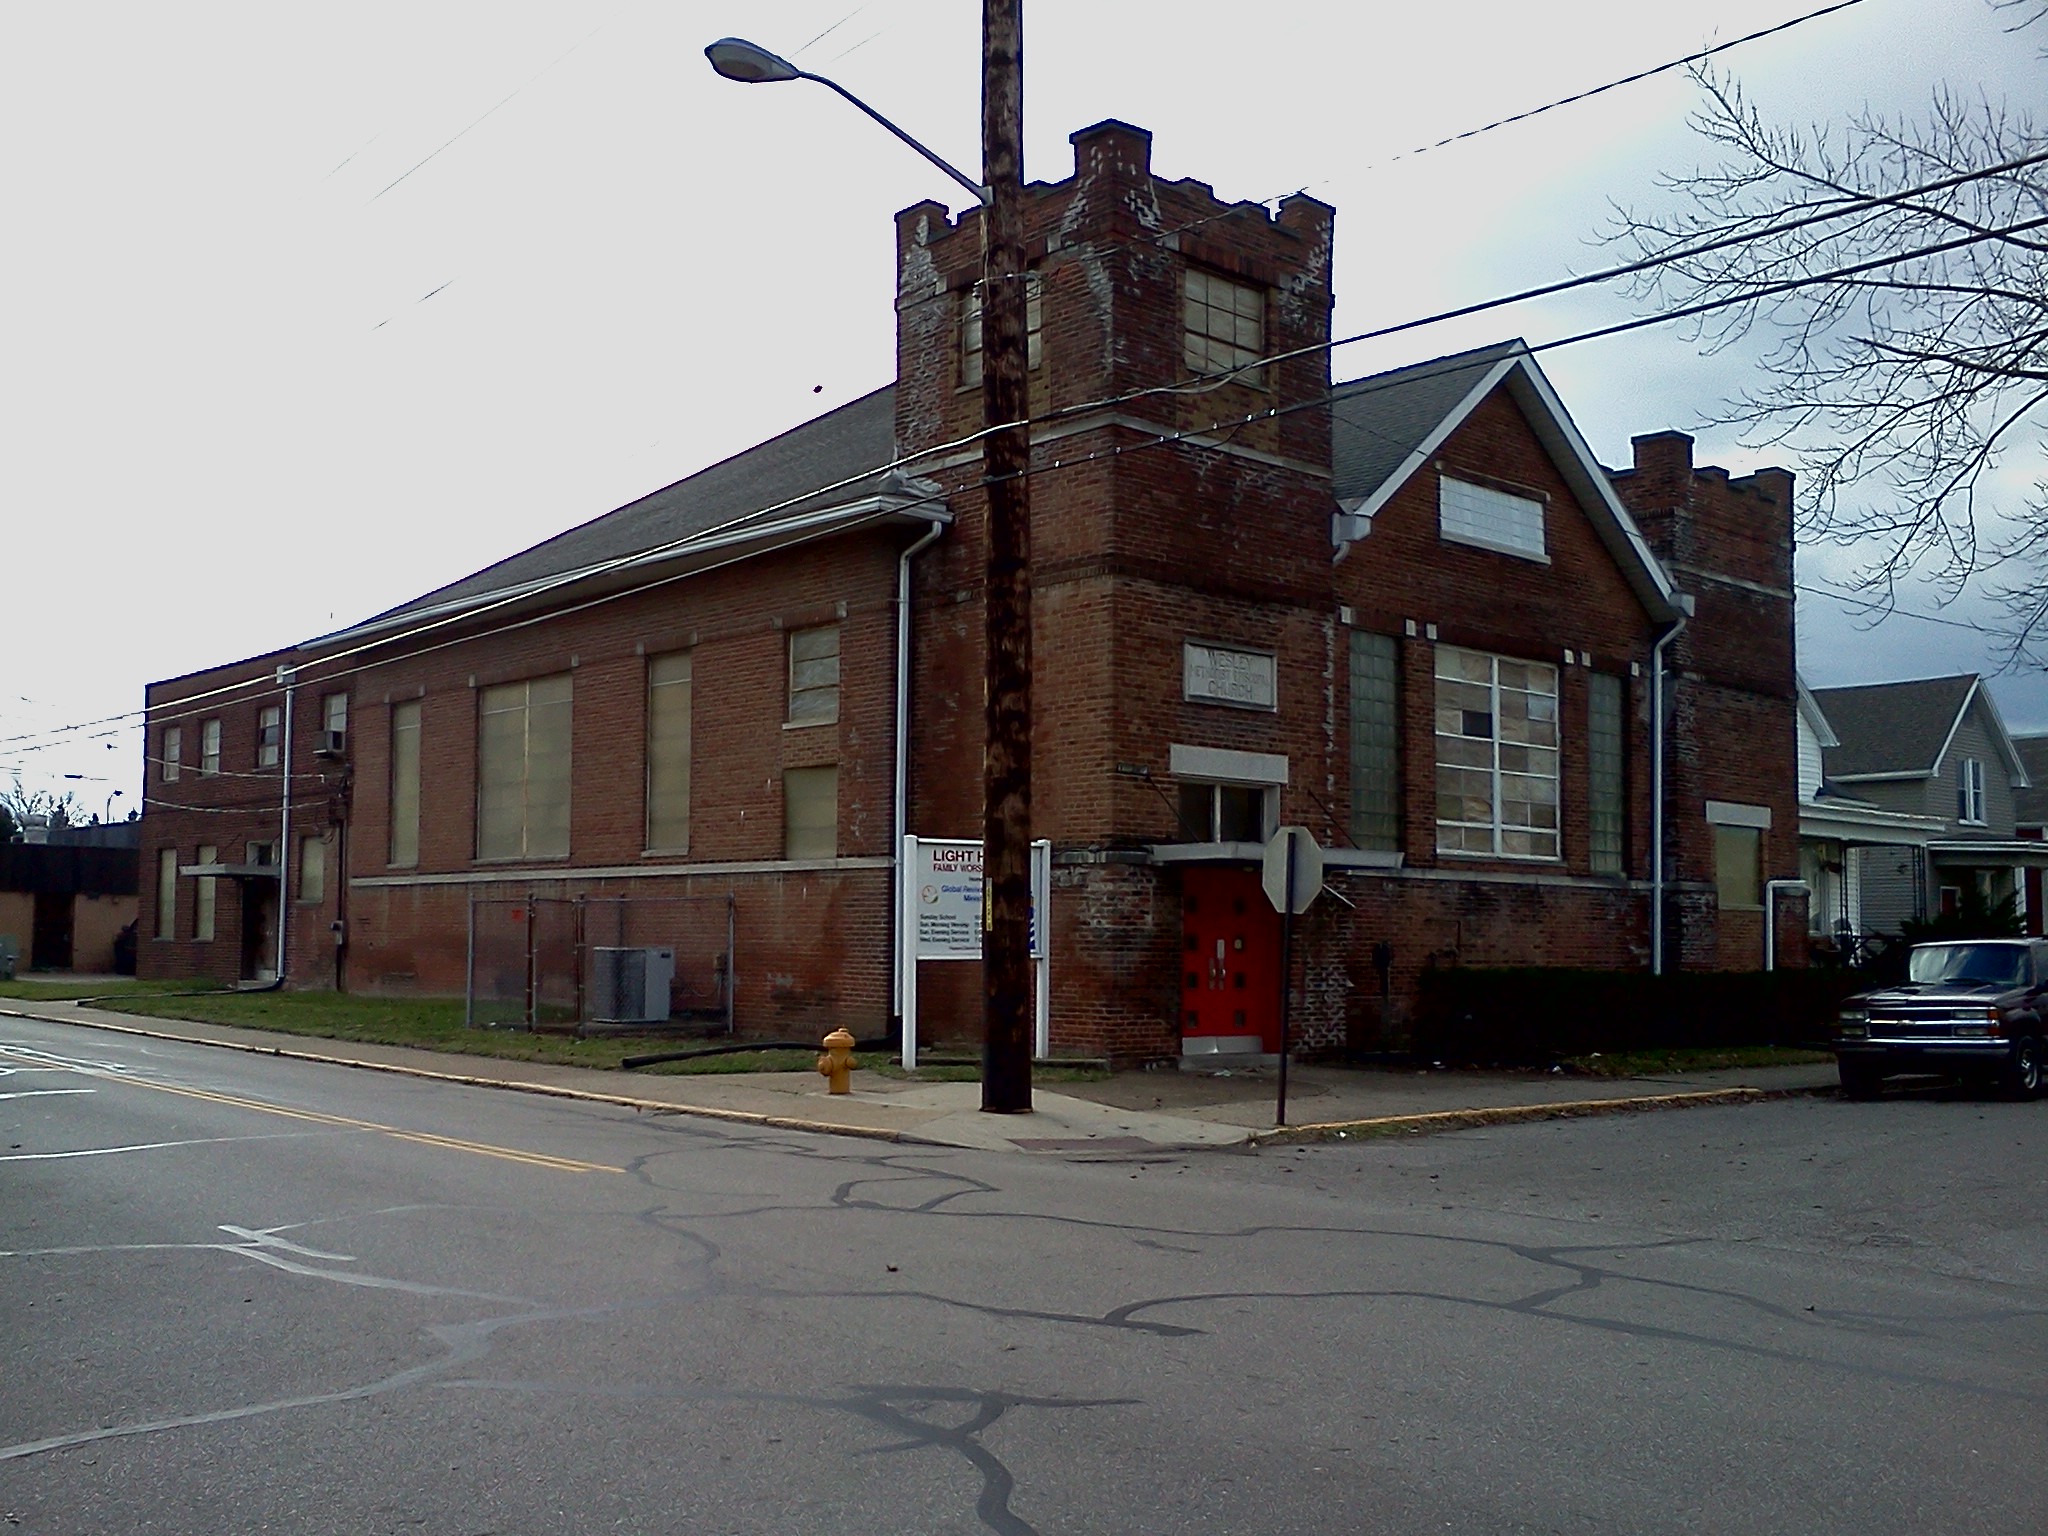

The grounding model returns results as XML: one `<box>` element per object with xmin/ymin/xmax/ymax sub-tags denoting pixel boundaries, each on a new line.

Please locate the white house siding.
<box><xmin>1859</xmin><ymin>844</ymin><xmax>1925</xmax><ymax>935</ymax></box>
<box><xmin>1934</xmin><ymin>709</ymin><xmax>2016</xmax><ymax>831</ymax></box>
<box><xmin>1796</xmin><ymin>714</ymin><xmax>1826</xmax><ymax>801</ymax></box>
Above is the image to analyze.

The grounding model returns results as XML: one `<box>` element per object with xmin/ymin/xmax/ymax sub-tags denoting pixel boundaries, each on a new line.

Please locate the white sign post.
<box><xmin>899</xmin><ymin>836</ymin><xmax>1050</xmax><ymax>1070</ymax></box>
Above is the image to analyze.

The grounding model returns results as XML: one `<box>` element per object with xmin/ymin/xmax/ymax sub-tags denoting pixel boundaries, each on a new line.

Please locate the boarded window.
<box><xmin>1435</xmin><ymin>646</ymin><xmax>1560</xmax><ymax>858</ymax></box>
<box><xmin>784</xmin><ymin>765</ymin><xmax>838</xmax><ymax>859</ymax></box>
<box><xmin>298</xmin><ymin>834</ymin><xmax>325</xmax><ymax>903</ymax></box>
<box><xmin>1439</xmin><ymin>475</ymin><xmax>1547</xmax><ymax>561</ymax></box>
<box><xmin>1184</xmin><ymin>267</ymin><xmax>1264</xmax><ymax>376</ymax></box>
<box><xmin>1348</xmin><ymin>630</ymin><xmax>1400</xmax><ymax>852</ymax></box>
<box><xmin>156</xmin><ymin>848</ymin><xmax>178</xmax><ymax>940</ymax></box>
<box><xmin>788</xmin><ymin>625</ymin><xmax>840</xmax><ymax>725</ymax></box>
<box><xmin>257</xmin><ymin>705</ymin><xmax>282</xmax><ymax>768</ymax></box>
<box><xmin>194</xmin><ymin>844</ymin><xmax>217</xmax><ymax>941</ymax></box>
<box><xmin>961</xmin><ymin>272</ymin><xmax>1043</xmax><ymax>387</ymax></box>
<box><xmin>1588</xmin><ymin>672</ymin><xmax>1625</xmax><ymax>874</ymax></box>
<box><xmin>646</xmin><ymin>652</ymin><xmax>693</xmax><ymax>852</ymax></box>
<box><xmin>389</xmin><ymin>700</ymin><xmax>421</xmax><ymax>867</ymax></box>
<box><xmin>162</xmin><ymin>726</ymin><xmax>182</xmax><ymax>783</ymax></box>
<box><xmin>477</xmin><ymin>675</ymin><xmax>572</xmax><ymax>860</ymax></box>
<box><xmin>1715</xmin><ymin>825</ymin><xmax>1762</xmax><ymax>909</ymax></box>
<box><xmin>200</xmin><ymin>718</ymin><xmax>222</xmax><ymax>776</ymax></box>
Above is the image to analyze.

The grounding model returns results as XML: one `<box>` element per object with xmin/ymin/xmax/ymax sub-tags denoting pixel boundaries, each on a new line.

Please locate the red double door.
<box><xmin>1179</xmin><ymin>866</ymin><xmax>1282</xmax><ymax>1052</ymax></box>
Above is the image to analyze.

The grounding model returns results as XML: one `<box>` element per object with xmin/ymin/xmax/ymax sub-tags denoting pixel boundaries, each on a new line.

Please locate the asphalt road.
<box><xmin>3</xmin><ymin>1014</ymin><xmax>2044</xmax><ymax>1536</ymax></box>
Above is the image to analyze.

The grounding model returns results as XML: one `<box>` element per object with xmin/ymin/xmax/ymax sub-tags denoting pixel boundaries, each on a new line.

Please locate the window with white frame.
<box><xmin>962</xmin><ymin>273</ymin><xmax>1043</xmax><ymax>387</ymax></box>
<box><xmin>1184</xmin><ymin>267</ymin><xmax>1264</xmax><ymax>377</ymax></box>
<box><xmin>162</xmin><ymin>726</ymin><xmax>182</xmax><ymax>783</ymax></box>
<box><xmin>1439</xmin><ymin>475</ymin><xmax>1547</xmax><ymax>561</ymax></box>
<box><xmin>788</xmin><ymin>625</ymin><xmax>840</xmax><ymax>726</ymax></box>
<box><xmin>1177</xmin><ymin>781</ymin><xmax>1274</xmax><ymax>843</ymax></box>
<box><xmin>200</xmin><ymin>718</ymin><xmax>222</xmax><ymax>776</ymax></box>
<box><xmin>477</xmin><ymin>675</ymin><xmax>572</xmax><ymax>860</ymax></box>
<box><xmin>1434</xmin><ymin>646</ymin><xmax>1560</xmax><ymax>858</ymax></box>
<box><xmin>645</xmin><ymin>652</ymin><xmax>693</xmax><ymax>852</ymax></box>
<box><xmin>256</xmin><ymin>705</ymin><xmax>282</xmax><ymax>768</ymax></box>
<box><xmin>322</xmin><ymin>692</ymin><xmax>348</xmax><ymax>741</ymax></box>
<box><xmin>1958</xmin><ymin>757</ymin><xmax>1987</xmax><ymax>824</ymax></box>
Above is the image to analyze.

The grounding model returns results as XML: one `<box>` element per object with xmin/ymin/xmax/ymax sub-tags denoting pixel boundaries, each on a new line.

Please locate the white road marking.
<box><xmin>0</xmin><ymin>1132</ymin><xmax>340</xmax><ymax>1162</ymax></box>
<box><xmin>0</xmin><ymin>1088</ymin><xmax>96</xmax><ymax>1100</ymax></box>
<box><xmin>217</xmin><ymin>1224</ymin><xmax>357</xmax><ymax>1263</ymax></box>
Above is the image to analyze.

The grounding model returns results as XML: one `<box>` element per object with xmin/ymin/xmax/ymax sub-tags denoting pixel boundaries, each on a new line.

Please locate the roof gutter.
<box><xmin>1650</xmin><ymin>606</ymin><xmax>1690</xmax><ymax>976</ymax></box>
<box><xmin>892</xmin><ymin>515</ymin><xmax>948</xmax><ymax>1034</ymax></box>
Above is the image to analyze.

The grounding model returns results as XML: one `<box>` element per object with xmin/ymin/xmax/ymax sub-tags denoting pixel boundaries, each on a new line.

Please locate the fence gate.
<box><xmin>466</xmin><ymin>893</ymin><xmax>735</xmax><ymax>1035</ymax></box>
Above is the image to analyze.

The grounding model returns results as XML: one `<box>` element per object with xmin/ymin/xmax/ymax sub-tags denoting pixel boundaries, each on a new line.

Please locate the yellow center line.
<box><xmin>79</xmin><ymin>1072</ymin><xmax>620</xmax><ymax>1175</ymax></box>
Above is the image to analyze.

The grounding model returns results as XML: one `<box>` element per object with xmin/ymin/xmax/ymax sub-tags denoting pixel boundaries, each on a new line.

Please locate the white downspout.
<box><xmin>1762</xmin><ymin>878</ymin><xmax>1808</xmax><ymax>970</ymax></box>
<box><xmin>892</xmin><ymin>518</ymin><xmax>946</xmax><ymax>1028</ymax></box>
<box><xmin>1650</xmin><ymin>614</ymin><xmax>1686</xmax><ymax>976</ymax></box>
<box><xmin>275</xmin><ymin>665</ymin><xmax>296</xmax><ymax>984</ymax></box>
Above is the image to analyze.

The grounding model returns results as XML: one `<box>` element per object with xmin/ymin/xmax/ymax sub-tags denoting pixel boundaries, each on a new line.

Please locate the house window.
<box><xmin>162</xmin><ymin>726</ymin><xmax>182</xmax><ymax>783</ymax></box>
<box><xmin>962</xmin><ymin>272</ymin><xmax>1043</xmax><ymax>387</ymax></box>
<box><xmin>1434</xmin><ymin>646</ymin><xmax>1560</xmax><ymax>858</ymax></box>
<box><xmin>1184</xmin><ymin>267</ymin><xmax>1264</xmax><ymax>376</ymax></box>
<box><xmin>1715</xmin><ymin>825</ymin><xmax>1762</xmax><ymax>910</ymax></box>
<box><xmin>646</xmin><ymin>652</ymin><xmax>693</xmax><ymax>852</ymax></box>
<box><xmin>784</xmin><ymin>765</ymin><xmax>838</xmax><ymax>859</ymax></box>
<box><xmin>1347</xmin><ymin>630</ymin><xmax>1400</xmax><ymax>852</ymax></box>
<box><xmin>1958</xmin><ymin>757</ymin><xmax>1986</xmax><ymax>824</ymax></box>
<box><xmin>1588</xmin><ymin>672</ymin><xmax>1626</xmax><ymax>874</ymax></box>
<box><xmin>194</xmin><ymin>844</ymin><xmax>217</xmax><ymax>941</ymax></box>
<box><xmin>1439</xmin><ymin>475</ymin><xmax>1547</xmax><ymax>561</ymax></box>
<box><xmin>257</xmin><ymin>705</ymin><xmax>282</xmax><ymax>768</ymax></box>
<box><xmin>297</xmin><ymin>834</ymin><xmax>325</xmax><ymax>903</ymax></box>
<box><xmin>1177</xmin><ymin>782</ymin><xmax>1273</xmax><ymax>843</ymax></box>
<box><xmin>477</xmin><ymin>674</ymin><xmax>572</xmax><ymax>861</ymax></box>
<box><xmin>389</xmin><ymin>700</ymin><xmax>421</xmax><ymax>867</ymax></box>
<box><xmin>200</xmin><ymin>718</ymin><xmax>222</xmax><ymax>776</ymax></box>
<box><xmin>788</xmin><ymin>625</ymin><xmax>840</xmax><ymax>726</ymax></box>
<box><xmin>155</xmin><ymin>847</ymin><xmax>178</xmax><ymax>939</ymax></box>
<box><xmin>323</xmin><ymin>692</ymin><xmax>349</xmax><ymax>743</ymax></box>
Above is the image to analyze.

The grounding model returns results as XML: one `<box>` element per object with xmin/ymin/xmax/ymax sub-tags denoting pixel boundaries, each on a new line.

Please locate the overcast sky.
<box><xmin>2</xmin><ymin>0</ymin><xmax>2041</xmax><ymax>807</ymax></box>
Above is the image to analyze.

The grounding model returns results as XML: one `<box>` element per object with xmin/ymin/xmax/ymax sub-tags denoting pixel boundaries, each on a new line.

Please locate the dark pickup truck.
<box><xmin>1836</xmin><ymin>938</ymin><xmax>2048</xmax><ymax>1100</ymax></box>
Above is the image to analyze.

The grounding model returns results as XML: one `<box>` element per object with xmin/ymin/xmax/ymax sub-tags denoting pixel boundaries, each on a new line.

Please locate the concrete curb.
<box><xmin>0</xmin><ymin>1006</ymin><xmax>908</xmax><ymax>1145</ymax></box>
<box><xmin>1246</xmin><ymin>1083</ymin><xmax>1836</xmax><ymax>1145</ymax></box>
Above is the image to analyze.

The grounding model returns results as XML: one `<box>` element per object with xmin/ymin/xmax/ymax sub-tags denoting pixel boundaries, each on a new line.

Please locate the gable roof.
<box><xmin>356</xmin><ymin>386</ymin><xmax>904</xmax><ymax>632</ymax></box>
<box><xmin>1815</xmin><ymin>674</ymin><xmax>2030</xmax><ymax>784</ymax></box>
<box><xmin>1330</xmin><ymin>340</ymin><xmax>1682</xmax><ymax>624</ymax></box>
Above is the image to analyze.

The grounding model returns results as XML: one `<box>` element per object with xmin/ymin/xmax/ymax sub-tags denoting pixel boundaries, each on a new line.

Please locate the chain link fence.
<box><xmin>466</xmin><ymin>893</ymin><xmax>735</xmax><ymax>1036</ymax></box>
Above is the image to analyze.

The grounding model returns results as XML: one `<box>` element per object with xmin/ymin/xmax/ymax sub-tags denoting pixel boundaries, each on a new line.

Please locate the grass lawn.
<box><xmin>0</xmin><ymin>978</ymin><xmax>218</xmax><ymax>1002</ymax></box>
<box><xmin>1560</xmin><ymin>1045</ymin><xmax>1833</xmax><ymax>1077</ymax></box>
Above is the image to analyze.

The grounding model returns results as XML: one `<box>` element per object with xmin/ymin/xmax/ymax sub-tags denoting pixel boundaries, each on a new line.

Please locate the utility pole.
<box><xmin>979</xmin><ymin>0</ymin><xmax>1032</xmax><ymax>1113</ymax></box>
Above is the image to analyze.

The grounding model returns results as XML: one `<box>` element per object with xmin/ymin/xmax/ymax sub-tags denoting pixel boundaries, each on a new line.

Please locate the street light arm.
<box><xmin>796</xmin><ymin>70</ymin><xmax>992</xmax><ymax>207</ymax></box>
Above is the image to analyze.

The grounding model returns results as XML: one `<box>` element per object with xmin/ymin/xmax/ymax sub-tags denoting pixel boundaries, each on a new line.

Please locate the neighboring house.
<box><xmin>2011</xmin><ymin>734</ymin><xmax>2048</xmax><ymax>935</ymax></box>
<box><xmin>1814</xmin><ymin>674</ymin><xmax>2043</xmax><ymax>935</ymax></box>
<box><xmin>1794</xmin><ymin>678</ymin><xmax>1943</xmax><ymax>947</ymax></box>
<box><xmin>0</xmin><ymin>822</ymin><xmax>139</xmax><ymax>973</ymax></box>
<box><xmin>135</xmin><ymin>120</ymin><xmax>1803</xmax><ymax>1061</ymax></box>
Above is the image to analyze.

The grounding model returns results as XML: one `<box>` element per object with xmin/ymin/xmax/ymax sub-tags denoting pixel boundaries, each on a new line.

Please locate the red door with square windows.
<box><xmin>1180</xmin><ymin>866</ymin><xmax>1282</xmax><ymax>1052</ymax></box>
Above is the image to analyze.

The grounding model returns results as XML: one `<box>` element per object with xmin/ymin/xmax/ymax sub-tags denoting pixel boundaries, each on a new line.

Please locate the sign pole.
<box><xmin>1277</xmin><ymin>829</ymin><xmax>1295</xmax><ymax>1128</ymax></box>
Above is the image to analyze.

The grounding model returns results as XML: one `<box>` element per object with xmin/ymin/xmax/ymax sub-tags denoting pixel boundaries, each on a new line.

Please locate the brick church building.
<box><xmin>137</xmin><ymin>120</ymin><xmax>1804</xmax><ymax>1062</ymax></box>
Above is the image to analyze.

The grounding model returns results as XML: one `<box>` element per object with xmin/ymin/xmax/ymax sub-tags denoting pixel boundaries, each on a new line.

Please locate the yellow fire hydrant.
<box><xmin>817</xmin><ymin>1027</ymin><xmax>856</xmax><ymax>1094</ymax></box>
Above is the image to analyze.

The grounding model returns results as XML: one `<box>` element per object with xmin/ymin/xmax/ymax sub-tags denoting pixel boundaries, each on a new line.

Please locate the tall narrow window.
<box><xmin>962</xmin><ymin>272</ymin><xmax>1043</xmax><ymax>387</ymax></box>
<box><xmin>784</xmin><ymin>766</ymin><xmax>838</xmax><ymax>859</ymax></box>
<box><xmin>322</xmin><ymin>693</ymin><xmax>349</xmax><ymax>746</ymax></box>
<box><xmin>256</xmin><ymin>705</ymin><xmax>282</xmax><ymax>768</ymax></box>
<box><xmin>1184</xmin><ymin>267</ymin><xmax>1264</xmax><ymax>376</ymax></box>
<box><xmin>1588</xmin><ymin>672</ymin><xmax>1626</xmax><ymax>874</ymax></box>
<box><xmin>645</xmin><ymin>652</ymin><xmax>693</xmax><ymax>852</ymax></box>
<box><xmin>162</xmin><ymin>726</ymin><xmax>182</xmax><ymax>783</ymax></box>
<box><xmin>200</xmin><ymin>718</ymin><xmax>222</xmax><ymax>776</ymax></box>
<box><xmin>1348</xmin><ymin>631</ymin><xmax>1400</xmax><ymax>852</ymax></box>
<box><xmin>194</xmin><ymin>844</ymin><xmax>217</xmax><ymax>941</ymax></box>
<box><xmin>1434</xmin><ymin>646</ymin><xmax>1560</xmax><ymax>858</ymax></box>
<box><xmin>1958</xmin><ymin>757</ymin><xmax>1986</xmax><ymax>824</ymax></box>
<box><xmin>477</xmin><ymin>674</ymin><xmax>572</xmax><ymax>860</ymax></box>
<box><xmin>297</xmin><ymin>834</ymin><xmax>325</xmax><ymax>903</ymax></box>
<box><xmin>389</xmin><ymin>700</ymin><xmax>421</xmax><ymax>867</ymax></box>
<box><xmin>788</xmin><ymin>625</ymin><xmax>840</xmax><ymax>726</ymax></box>
<box><xmin>155</xmin><ymin>848</ymin><xmax>178</xmax><ymax>940</ymax></box>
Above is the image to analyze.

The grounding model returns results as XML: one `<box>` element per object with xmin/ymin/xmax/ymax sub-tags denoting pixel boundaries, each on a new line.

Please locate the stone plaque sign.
<box><xmin>1184</xmin><ymin>642</ymin><xmax>1276</xmax><ymax>710</ymax></box>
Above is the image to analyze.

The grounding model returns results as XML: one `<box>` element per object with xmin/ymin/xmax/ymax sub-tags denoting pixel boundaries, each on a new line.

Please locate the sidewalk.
<box><xmin>0</xmin><ymin>996</ymin><xmax>1841</xmax><ymax>1154</ymax></box>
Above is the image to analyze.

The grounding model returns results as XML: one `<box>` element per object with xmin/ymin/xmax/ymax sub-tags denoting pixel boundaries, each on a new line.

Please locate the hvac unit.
<box><xmin>587</xmin><ymin>946</ymin><xmax>675</xmax><ymax>1025</ymax></box>
<box><xmin>314</xmin><ymin>729</ymin><xmax>347</xmax><ymax>760</ymax></box>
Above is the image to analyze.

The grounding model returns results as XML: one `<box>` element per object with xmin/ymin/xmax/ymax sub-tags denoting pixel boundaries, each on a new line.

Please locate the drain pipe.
<box><xmin>1649</xmin><ymin>612</ymin><xmax>1687</xmax><ymax>976</ymax></box>
<box><xmin>274</xmin><ymin>665</ymin><xmax>296</xmax><ymax>985</ymax></box>
<box><xmin>892</xmin><ymin>517</ymin><xmax>946</xmax><ymax>1030</ymax></box>
<box><xmin>1762</xmin><ymin>879</ymin><xmax>1808</xmax><ymax>971</ymax></box>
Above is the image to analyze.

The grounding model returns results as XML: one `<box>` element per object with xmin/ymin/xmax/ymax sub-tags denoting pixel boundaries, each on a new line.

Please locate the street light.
<box><xmin>704</xmin><ymin>38</ymin><xmax>991</xmax><ymax>207</ymax></box>
<box><xmin>708</xmin><ymin>10</ymin><xmax>1035</xmax><ymax>1114</ymax></box>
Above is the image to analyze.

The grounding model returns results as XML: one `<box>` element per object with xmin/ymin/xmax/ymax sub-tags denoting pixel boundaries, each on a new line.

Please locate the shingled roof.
<box><xmin>1813</xmin><ymin>675</ymin><xmax>1980</xmax><ymax>779</ymax></box>
<box><xmin>2014</xmin><ymin>735</ymin><xmax>2048</xmax><ymax>825</ymax></box>
<box><xmin>1332</xmin><ymin>340</ymin><xmax>1525</xmax><ymax>505</ymax></box>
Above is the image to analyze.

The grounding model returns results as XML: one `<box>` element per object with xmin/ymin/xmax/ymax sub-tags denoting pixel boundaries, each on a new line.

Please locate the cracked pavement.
<box><xmin>3</xmin><ymin>1015</ymin><xmax>2044</xmax><ymax>1534</ymax></box>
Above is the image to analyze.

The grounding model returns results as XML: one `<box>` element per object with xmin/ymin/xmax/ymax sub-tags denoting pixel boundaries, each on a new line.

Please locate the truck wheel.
<box><xmin>1999</xmin><ymin>1037</ymin><xmax>2042</xmax><ymax>1101</ymax></box>
<box><xmin>1839</xmin><ymin>1060</ymin><xmax>1883</xmax><ymax>1100</ymax></box>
